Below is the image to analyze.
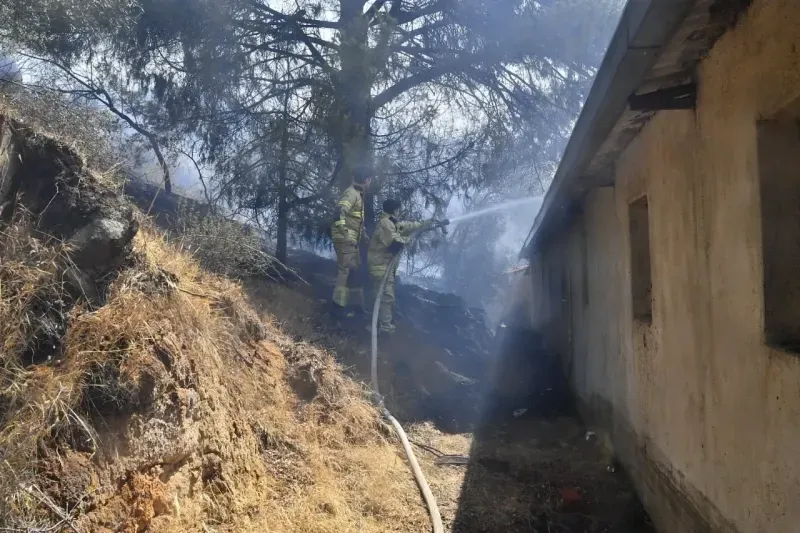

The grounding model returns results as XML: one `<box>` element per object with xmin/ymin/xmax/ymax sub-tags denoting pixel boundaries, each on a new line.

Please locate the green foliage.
<box><xmin>0</xmin><ymin>0</ymin><xmax>137</xmax><ymax>59</ymax></box>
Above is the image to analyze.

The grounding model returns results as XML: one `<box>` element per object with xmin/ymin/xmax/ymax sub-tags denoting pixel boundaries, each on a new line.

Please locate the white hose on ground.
<box><xmin>370</xmin><ymin>230</ymin><xmax>444</xmax><ymax>533</ymax></box>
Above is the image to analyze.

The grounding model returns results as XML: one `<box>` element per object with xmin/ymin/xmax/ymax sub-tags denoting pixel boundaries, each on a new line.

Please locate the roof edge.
<box><xmin>520</xmin><ymin>0</ymin><xmax>695</xmax><ymax>257</ymax></box>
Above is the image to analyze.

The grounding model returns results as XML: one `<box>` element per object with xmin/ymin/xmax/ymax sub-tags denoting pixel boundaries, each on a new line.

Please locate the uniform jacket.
<box><xmin>367</xmin><ymin>212</ymin><xmax>431</xmax><ymax>274</ymax></box>
<box><xmin>332</xmin><ymin>185</ymin><xmax>365</xmax><ymax>242</ymax></box>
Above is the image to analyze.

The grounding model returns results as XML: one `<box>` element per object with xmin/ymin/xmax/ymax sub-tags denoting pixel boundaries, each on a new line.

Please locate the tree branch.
<box><xmin>241</xmin><ymin>43</ymin><xmax>319</xmax><ymax>65</ymax></box>
<box><xmin>396</xmin><ymin>20</ymin><xmax>449</xmax><ymax>43</ymax></box>
<box><xmin>390</xmin><ymin>0</ymin><xmax>453</xmax><ymax>25</ymax></box>
<box><xmin>289</xmin><ymin>156</ymin><xmax>342</xmax><ymax>207</ymax></box>
<box><xmin>392</xmin><ymin>140</ymin><xmax>474</xmax><ymax>176</ymax></box>
<box><xmin>372</xmin><ymin>50</ymin><xmax>500</xmax><ymax>110</ymax></box>
<box><xmin>292</xmin><ymin>27</ymin><xmax>337</xmax><ymax>78</ymax></box>
<box><xmin>179</xmin><ymin>148</ymin><xmax>215</xmax><ymax>209</ymax></box>
<box><xmin>19</xmin><ymin>53</ymin><xmax>173</xmax><ymax>192</ymax></box>
<box><xmin>245</xmin><ymin>1</ymin><xmax>340</xmax><ymax>29</ymax></box>
<box><xmin>237</xmin><ymin>8</ymin><xmax>338</xmax><ymax>76</ymax></box>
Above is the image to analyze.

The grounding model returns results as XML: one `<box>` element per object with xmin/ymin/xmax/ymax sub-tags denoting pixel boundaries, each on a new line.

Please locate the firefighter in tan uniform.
<box><xmin>367</xmin><ymin>199</ymin><xmax>448</xmax><ymax>333</ymax></box>
<box><xmin>331</xmin><ymin>172</ymin><xmax>371</xmax><ymax>317</ymax></box>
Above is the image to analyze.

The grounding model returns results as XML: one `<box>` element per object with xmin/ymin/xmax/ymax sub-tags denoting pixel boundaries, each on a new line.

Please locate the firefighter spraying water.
<box><xmin>367</xmin><ymin>198</ymin><xmax>449</xmax><ymax>334</ymax></box>
<box><xmin>328</xmin><ymin>187</ymin><xmax>539</xmax><ymax>330</ymax></box>
<box><xmin>359</xmin><ymin>195</ymin><xmax>537</xmax><ymax>533</ymax></box>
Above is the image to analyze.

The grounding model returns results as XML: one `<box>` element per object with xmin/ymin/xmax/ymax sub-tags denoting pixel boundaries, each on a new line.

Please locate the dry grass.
<box><xmin>0</xmin><ymin>212</ymin><xmax>84</xmax><ymax>528</ymax></box>
<box><xmin>0</xmin><ymin>96</ymin><xmax>433</xmax><ymax>532</ymax></box>
<box><xmin>174</xmin><ymin>207</ymin><xmax>284</xmax><ymax>282</ymax></box>
<box><xmin>405</xmin><ymin>422</ymin><xmax>473</xmax><ymax>531</ymax></box>
<box><xmin>0</xmin><ymin>215</ymin><xmax>431</xmax><ymax>532</ymax></box>
<box><xmin>0</xmin><ymin>214</ymin><xmax>645</xmax><ymax>532</ymax></box>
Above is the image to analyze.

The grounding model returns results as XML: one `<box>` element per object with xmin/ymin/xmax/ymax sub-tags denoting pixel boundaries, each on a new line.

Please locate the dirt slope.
<box><xmin>0</xmin><ymin>117</ymin><xmax>430</xmax><ymax>532</ymax></box>
<box><xmin>248</xmin><ymin>278</ymin><xmax>657</xmax><ymax>533</ymax></box>
<box><xmin>2</xmin><ymin>219</ymin><xmax>441</xmax><ymax>531</ymax></box>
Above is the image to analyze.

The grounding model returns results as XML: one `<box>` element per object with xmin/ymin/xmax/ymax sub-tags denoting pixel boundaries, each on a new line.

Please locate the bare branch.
<box><xmin>179</xmin><ymin>148</ymin><xmax>215</xmax><ymax>209</ymax></box>
<box><xmin>18</xmin><ymin>52</ymin><xmax>173</xmax><ymax>192</ymax></box>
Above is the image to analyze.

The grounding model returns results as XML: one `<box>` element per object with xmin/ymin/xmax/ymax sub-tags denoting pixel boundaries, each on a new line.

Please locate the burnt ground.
<box><xmin>123</xmin><ymin>182</ymin><xmax>654</xmax><ymax>531</ymax></box>
<box><xmin>246</xmin><ymin>249</ymin><xmax>658</xmax><ymax>533</ymax></box>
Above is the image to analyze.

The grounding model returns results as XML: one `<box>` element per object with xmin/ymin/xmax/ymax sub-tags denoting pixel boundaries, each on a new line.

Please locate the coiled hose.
<box><xmin>369</xmin><ymin>229</ymin><xmax>444</xmax><ymax>533</ymax></box>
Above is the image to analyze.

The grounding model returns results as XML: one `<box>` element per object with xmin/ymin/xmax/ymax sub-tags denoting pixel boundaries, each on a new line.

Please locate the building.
<box><xmin>519</xmin><ymin>0</ymin><xmax>800</xmax><ymax>531</ymax></box>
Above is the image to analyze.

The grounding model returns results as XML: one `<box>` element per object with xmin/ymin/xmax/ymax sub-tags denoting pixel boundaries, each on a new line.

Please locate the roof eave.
<box><xmin>520</xmin><ymin>0</ymin><xmax>695</xmax><ymax>258</ymax></box>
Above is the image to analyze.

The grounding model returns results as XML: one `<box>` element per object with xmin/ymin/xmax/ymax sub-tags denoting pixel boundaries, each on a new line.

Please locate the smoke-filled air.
<box><xmin>0</xmin><ymin>0</ymin><xmax>641</xmax><ymax>532</ymax></box>
<box><xmin>1</xmin><ymin>0</ymin><xmax>625</xmax><ymax>320</ymax></box>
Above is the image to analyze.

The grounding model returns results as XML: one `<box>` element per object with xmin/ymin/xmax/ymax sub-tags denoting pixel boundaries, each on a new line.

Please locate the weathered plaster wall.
<box><xmin>528</xmin><ymin>1</ymin><xmax>800</xmax><ymax>531</ymax></box>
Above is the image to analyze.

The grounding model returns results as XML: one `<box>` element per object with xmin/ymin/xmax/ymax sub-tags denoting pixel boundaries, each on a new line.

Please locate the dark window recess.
<box><xmin>629</xmin><ymin>196</ymin><xmax>652</xmax><ymax>323</ymax></box>
<box><xmin>758</xmin><ymin>118</ymin><xmax>800</xmax><ymax>353</ymax></box>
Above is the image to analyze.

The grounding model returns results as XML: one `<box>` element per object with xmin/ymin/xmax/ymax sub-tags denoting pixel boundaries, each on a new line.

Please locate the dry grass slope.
<box><xmin>0</xmin><ymin>219</ymin><xmax>429</xmax><ymax>531</ymax></box>
<box><xmin>0</xmin><ymin>92</ymin><xmax>431</xmax><ymax>532</ymax></box>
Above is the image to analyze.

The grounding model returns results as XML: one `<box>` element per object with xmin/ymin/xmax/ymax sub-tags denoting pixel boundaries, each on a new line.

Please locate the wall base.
<box><xmin>577</xmin><ymin>395</ymin><xmax>740</xmax><ymax>533</ymax></box>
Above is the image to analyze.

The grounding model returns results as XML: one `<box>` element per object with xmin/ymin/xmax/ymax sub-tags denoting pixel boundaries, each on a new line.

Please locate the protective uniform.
<box><xmin>331</xmin><ymin>183</ymin><xmax>366</xmax><ymax>311</ymax></box>
<box><xmin>367</xmin><ymin>212</ymin><xmax>433</xmax><ymax>332</ymax></box>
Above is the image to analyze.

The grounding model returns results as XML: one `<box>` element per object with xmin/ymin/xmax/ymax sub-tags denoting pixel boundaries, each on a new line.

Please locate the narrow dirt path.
<box><xmin>407</xmin><ymin>417</ymin><xmax>653</xmax><ymax>532</ymax></box>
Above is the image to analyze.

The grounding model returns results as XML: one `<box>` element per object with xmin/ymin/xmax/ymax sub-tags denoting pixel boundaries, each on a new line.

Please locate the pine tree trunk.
<box><xmin>276</xmin><ymin>95</ymin><xmax>291</xmax><ymax>263</ymax></box>
<box><xmin>338</xmin><ymin>1</ymin><xmax>380</xmax><ymax>298</ymax></box>
<box><xmin>277</xmin><ymin>182</ymin><xmax>288</xmax><ymax>263</ymax></box>
<box><xmin>338</xmin><ymin>1</ymin><xmax>372</xmax><ymax>193</ymax></box>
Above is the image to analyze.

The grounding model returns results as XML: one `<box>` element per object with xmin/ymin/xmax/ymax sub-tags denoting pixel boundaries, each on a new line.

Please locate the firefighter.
<box><xmin>367</xmin><ymin>198</ymin><xmax>448</xmax><ymax>333</ymax></box>
<box><xmin>331</xmin><ymin>170</ymin><xmax>372</xmax><ymax>317</ymax></box>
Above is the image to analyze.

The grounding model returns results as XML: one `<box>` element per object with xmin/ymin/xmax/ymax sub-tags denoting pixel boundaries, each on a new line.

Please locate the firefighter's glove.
<box><xmin>387</xmin><ymin>240</ymin><xmax>405</xmax><ymax>255</ymax></box>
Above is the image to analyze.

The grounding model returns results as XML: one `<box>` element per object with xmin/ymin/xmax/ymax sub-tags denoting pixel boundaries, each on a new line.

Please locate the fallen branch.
<box><xmin>408</xmin><ymin>438</ymin><xmax>444</xmax><ymax>457</ymax></box>
<box><xmin>433</xmin><ymin>455</ymin><xmax>470</xmax><ymax>466</ymax></box>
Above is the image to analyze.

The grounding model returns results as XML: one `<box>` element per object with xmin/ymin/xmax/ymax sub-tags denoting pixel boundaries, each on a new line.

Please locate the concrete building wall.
<box><xmin>527</xmin><ymin>1</ymin><xmax>800</xmax><ymax>531</ymax></box>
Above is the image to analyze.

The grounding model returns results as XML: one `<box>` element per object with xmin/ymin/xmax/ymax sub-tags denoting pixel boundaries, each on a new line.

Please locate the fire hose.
<box><xmin>369</xmin><ymin>226</ymin><xmax>445</xmax><ymax>533</ymax></box>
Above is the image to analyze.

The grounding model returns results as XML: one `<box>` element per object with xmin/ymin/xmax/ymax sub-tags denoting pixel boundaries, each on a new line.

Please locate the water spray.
<box><xmin>448</xmin><ymin>196</ymin><xmax>543</xmax><ymax>224</ymax></box>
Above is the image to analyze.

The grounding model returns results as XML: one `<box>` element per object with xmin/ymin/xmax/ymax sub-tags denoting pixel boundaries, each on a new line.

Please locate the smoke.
<box><xmin>0</xmin><ymin>54</ymin><xmax>23</xmax><ymax>84</ymax></box>
<box><xmin>423</xmin><ymin>195</ymin><xmax>542</xmax><ymax>327</ymax></box>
